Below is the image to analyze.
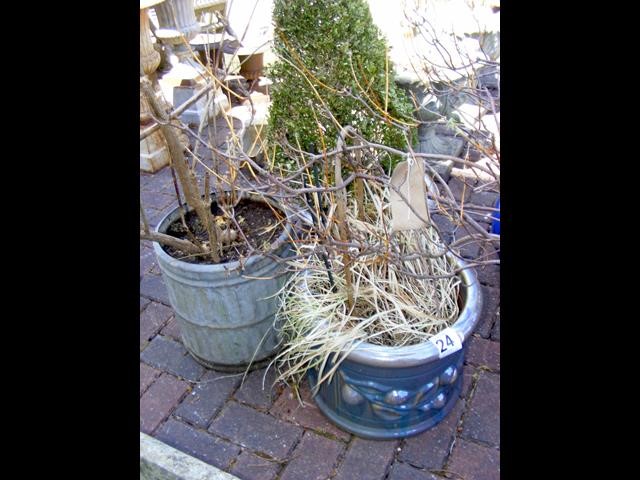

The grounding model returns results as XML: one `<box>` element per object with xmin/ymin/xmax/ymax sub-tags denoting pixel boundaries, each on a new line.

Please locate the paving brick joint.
<box><xmin>140</xmin><ymin>166</ymin><xmax>499</xmax><ymax>479</ymax></box>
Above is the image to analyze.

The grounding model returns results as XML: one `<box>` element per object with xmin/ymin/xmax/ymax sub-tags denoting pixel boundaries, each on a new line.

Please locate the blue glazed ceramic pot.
<box><xmin>308</xmin><ymin>256</ymin><xmax>483</xmax><ymax>440</ymax></box>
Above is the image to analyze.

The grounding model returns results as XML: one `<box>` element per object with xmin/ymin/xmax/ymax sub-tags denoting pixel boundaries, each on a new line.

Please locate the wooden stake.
<box><xmin>334</xmin><ymin>147</ymin><xmax>353</xmax><ymax>310</ymax></box>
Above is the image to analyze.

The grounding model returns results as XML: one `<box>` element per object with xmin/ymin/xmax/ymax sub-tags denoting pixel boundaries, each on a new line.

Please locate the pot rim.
<box><xmin>306</xmin><ymin>254</ymin><xmax>483</xmax><ymax>368</ymax></box>
<box><xmin>152</xmin><ymin>193</ymin><xmax>295</xmax><ymax>273</ymax></box>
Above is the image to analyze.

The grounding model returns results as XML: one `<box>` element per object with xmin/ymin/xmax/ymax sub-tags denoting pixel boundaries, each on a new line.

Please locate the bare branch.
<box><xmin>140</xmin><ymin>230</ymin><xmax>205</xmax><ymax>255</ymax></box>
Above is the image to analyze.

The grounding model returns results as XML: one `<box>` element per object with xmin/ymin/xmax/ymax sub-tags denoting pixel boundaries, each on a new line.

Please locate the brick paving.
<box><xmin>270</xmin><ymin>383</ymin><xmax>352</xmax><ymax>442</ymax></box>
<box><xmin>231</xmin><ymin>450</ymin><xmax>281</xmax><ymax>480</ymax></box>
<box><xmin>140</xmin><ymin>373</ymin><xmax>191</xmax><ymax>434</ymax></box>
<box><xmin>234</xmin><ymin>368</ymin><xmax>281</xmax><ymax>411</ymax></box>
<box><xmin>174</xmin><ymin>370</ymin><xmax>242</xmax><ymax>428</ymax></box>
<box><xmin>156</xmin><ymin>418</ymin><xmax>241</xmax><ymax>470</ymax></box>
<box><xmin>279</xmin><ymin>431</ymin><xmax>345</xmax><ymax>480</ymax></box>
<box><xmin>490</xmin><ymin>308</ymin><xmax>500</xmax><ymax>341</ymax></box>
<box><xmin>460</xmin><ymin>373</ymin><xmax>500</xmax><ymax>447</ymax></box>
<box><xmin>160</xmin><ymin>317</ymin><xmax>182</xmax><ymax>341</ymax></box>
<box><xmin>140</xmin><ymin>335</ymin><xmax>206</xmax><ymax>381</ymax></box>
<box><xmin>140</xmin><ymin>296</ymin><xmax>150</xmax><ymax>312</ymax></box>
<box><xmin>139</xmin><ymin>273</ymin><xmax>171</xmax><ymax>305</ymax></box>
<box><xmin>466</xmin><ymin>338</ymin><xmax>500</xmax><ymax>373</ymax></box>
<box><xmin>447</xmin><ymin>439</ymin><xmax>500</xmax><ymax>480</ymax></box>
<box><xmin>398</xmin><ymin>399</ymin><xmax>466</xmax><ymax>471</ymax></box>
<box><xmin>140</xmin><ymin>167</ymin><xmax>500</xmax><ymax>479</ymax></box>
<box><xmin>474</xmin><ymin>286</ymin><xmax>500</xmax><ymax>339</ymax></box>
<box><xmin>139</xmin><ymin>302</ymin><xmax>173</xmax><ymax>350</ymax></box>
<box><xmin>387</xmin><ymin>463</ymin><xmax>444</xmax><ymax>480</ymax></box>
<box><xmin>333</xmin><ymin>438</ymin><xmax>398</xmax><ymax>480</ymax></box>
<box><xmin>209</xmin><ymin>402</ymin><xmax>303</xmax><ymax>460</ymax></box>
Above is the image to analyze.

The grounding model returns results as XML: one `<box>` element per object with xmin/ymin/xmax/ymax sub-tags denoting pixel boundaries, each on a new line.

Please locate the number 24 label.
<box><xmin>428</xmin><ymin>328</ymin><xmax>463</xmax><ymax>358</ymax></box>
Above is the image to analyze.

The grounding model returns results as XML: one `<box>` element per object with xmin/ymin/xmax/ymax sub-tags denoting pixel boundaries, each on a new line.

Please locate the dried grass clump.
<box><xmin>271</xmin><ymin>178</ymin><xmax>461</xmax><ymax>389</ymax></box>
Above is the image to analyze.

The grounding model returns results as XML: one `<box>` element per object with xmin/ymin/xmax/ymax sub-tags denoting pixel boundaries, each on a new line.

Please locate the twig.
<box><xmin>140</xmin><ymin>82</ymin><xmax>215</xmax><ymax>141</ymax></box>
<box><xmin>140</xmin><ymin>230</ymin><xmax>204</xmax><ymax>255</ymax></box>
<box><xmin>140</xmin><ymin>204</ymin><xmax>150</xmax><ymax>233</ymax></box>
<box><xmin>141</xmin><ymin>78</ymin><xmax>220</xmax><ymax>262</ymax></box>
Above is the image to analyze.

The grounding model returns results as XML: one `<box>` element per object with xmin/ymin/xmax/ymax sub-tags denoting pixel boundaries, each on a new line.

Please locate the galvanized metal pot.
<box><xmin>307</xmin><ymin>256</ymin><xmax>483</xmax><ymax>439</ymax></box>
<box><xmin>153</xmin><ymin>195</ymin><xmax>294</xmax><ymax>372</ymax></box>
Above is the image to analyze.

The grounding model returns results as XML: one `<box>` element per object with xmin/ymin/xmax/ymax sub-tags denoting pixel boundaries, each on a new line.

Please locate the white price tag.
<box><xmin>428</xmin><ymin>328</ymin><xmax>463</xmax><ymax>358</ymax></box>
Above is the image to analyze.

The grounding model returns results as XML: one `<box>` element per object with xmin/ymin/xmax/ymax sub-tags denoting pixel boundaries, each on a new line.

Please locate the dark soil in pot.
<box><xmin>162</xmin><ymin>198</ymin><xmax>285</xmax><ymax>264</ymax></box>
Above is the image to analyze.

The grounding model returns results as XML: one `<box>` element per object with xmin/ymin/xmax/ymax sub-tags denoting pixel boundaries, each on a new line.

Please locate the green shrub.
<box><xmin>267</xmin><ymin>0</ymin><xmax>416</xmax><ymax>172</ymax></box>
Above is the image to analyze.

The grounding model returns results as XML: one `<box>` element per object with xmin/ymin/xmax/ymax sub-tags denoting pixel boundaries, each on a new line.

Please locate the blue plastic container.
<box><xmin>491</xmin><ymin>198</ymin><xmax>500</xmax><ymax>235</ymax></box>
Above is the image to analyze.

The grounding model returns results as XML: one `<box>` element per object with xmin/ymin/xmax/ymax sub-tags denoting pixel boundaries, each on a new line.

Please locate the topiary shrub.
<box><xmin>267</xmin><ymin>0</ymin><xmax>416</xmax><ymax>172</ymax></box>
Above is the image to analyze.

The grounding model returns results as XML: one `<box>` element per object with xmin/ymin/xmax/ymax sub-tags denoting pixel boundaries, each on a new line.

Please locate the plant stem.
<box><xmin>168</xmin><ymin>162</ymin><xmax>198</xmax><ymax>244</ymax></box>
<box><xmin>334</xmin><ymin>145</ymin><xmax>353</xmax><ymax>310</ymax></box>
<box><xmin>140</xmin><ymin>82</ymin><xmax>215</xmax><ymax>141</ymax></box>
<box><xmin>303</xmin><ymin>171</ymin><xmax>335</xmax><ymax>291</ymax></box>
<box><xmin>141</xmin><ymin>79</ymin><xmax>220</xmax><ymax>263</ymax></box>
<box><xmin>140</xmin><ymin>204</ymin><xmax>150</xmax><ymax>233</ymax></box>
<box><xmin>140</xmin><ymin>230</ymin><xmax>204</xmax><ymax>255</ymax></box>
<box><xmin>354</xmin><ymin>148</ymin><xmax>364</xmax><ymax>221</ymax></box>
